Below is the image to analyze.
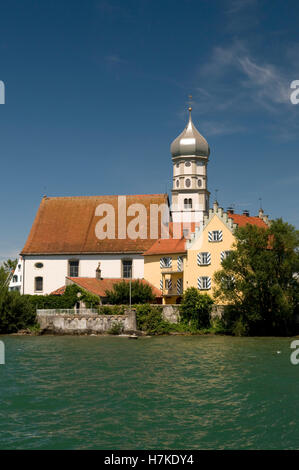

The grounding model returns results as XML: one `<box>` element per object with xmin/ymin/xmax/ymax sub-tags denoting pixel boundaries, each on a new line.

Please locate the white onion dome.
<box><xmin>171</xmin><ymin>108</ymin><xmax>210</xmax><ymax>158</ymax></box>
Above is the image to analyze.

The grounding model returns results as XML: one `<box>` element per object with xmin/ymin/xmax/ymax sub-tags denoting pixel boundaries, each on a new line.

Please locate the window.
<box><xmin>13</xmin><ymin>275</ymin><xmax>18</xmax><ymax>283</ymax></box>
<box><xmin>185</xmin><ymin>178</ymin><xmax>191</xmax><ymax>188</ymax></box>
<box><xmin>35</xmin><ymin>277</ymin><xmax>43</xmax><ymax>292</ymax></box>
<box><xmin>208</xmin><ymin>230</ymin><xmax>223</xmax><ymax>242</ymax></box>
<box><xmin>69</xmin><ymin>260</ymin><xmax>79</xmax><ymax>277</ymax></box>
<box><xmin>160</xmin><ymin>257</ymin><xmax>172</xmax><ymax>269</ymax></box>
<box><xmin>221</xmin><ymin>251</ymin><xmax>232</xmax><ymax>262</ymax></box>
<box><xmin>184</xmin><ymin>198</ymin><xmax>192</xmax><ymax>209</ymax></box>
<box><xmin>35</xmin><ymin>262</ymin><xmax>44</xmax><ymax>269</ymax></box>
<box><xmin>177</xmin><ymin>278</ymin><xmax>183</xmax><ymax>294</ymax></box>
<box><xmin>18</xmin><ymin>264</ymin><xmax>21</xmax><ymax>271</ymax></box>
<box><xmin>196</xmin><ymin>160</ymin><xmax>204</xmax><ymax>166</ymax></box>
<box><xmin>197</xmin><ymin>252</ymin><xmax>211</xmax><ymax>265</ymax></box>
<box><xmin>165</xmin><ymin>279</ymin><xmax>172</xmax><ymax>290</ymax></box>
<box><xmin>197</xmin><ymin>179</ymin><xmax>202</xmax><ymax>187</ymax></box>
<box><xmin>176</xmin><ymin>163</ymin><xmax>180</xmax><ymax>168</ymax></box>
<box><xmin>198</xmin><ymin>276</ymin><xmax>211</xmax><ymax>290</ymax></box>
<box><xmin>176</xmin><ymin>179</ymin><xmax>179</xmax><ymax>188</ymax></box>
<box><xmin>122</xmin><ymin>260</ymin><xmax>132</xmax><ymax>278</ymax></box>
<box><xmin>221</xmin><ymin>275</ymin><xmax>235</xmax><ymax>290</ymax></box>
<box><xmin>185</xmin><ymin>161</ymin><xmax>191</xmax><ymax>167</ymax></box>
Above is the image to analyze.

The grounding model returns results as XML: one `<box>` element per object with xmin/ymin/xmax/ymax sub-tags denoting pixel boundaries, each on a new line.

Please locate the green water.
<box><xmin>0</xmin><ymin>335</ymin><xmax>298</xmax><ymax>449</ymax></box>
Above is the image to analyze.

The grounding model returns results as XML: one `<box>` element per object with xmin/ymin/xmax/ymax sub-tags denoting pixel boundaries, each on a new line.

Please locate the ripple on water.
<box><xmin>0</xmin><ymin>335</ymin><xmax>298</xmax><ymax>449</ymax></box>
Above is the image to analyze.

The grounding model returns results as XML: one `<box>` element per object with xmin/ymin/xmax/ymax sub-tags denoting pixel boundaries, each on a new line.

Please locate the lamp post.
<box><xmin>129</xmin><ymin>277</ymin><xmax>132</xmax><ymax>309</ymax></box>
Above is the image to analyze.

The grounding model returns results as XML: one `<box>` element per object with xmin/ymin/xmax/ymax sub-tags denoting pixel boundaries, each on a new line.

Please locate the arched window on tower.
<box><xmin>184</xmin><ymin>199</ymin><xmax>192</xmax><ymax>209</ymax></box>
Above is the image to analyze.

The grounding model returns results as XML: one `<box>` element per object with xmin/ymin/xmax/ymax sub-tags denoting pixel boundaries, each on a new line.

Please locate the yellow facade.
<box><xmin>144</xmin><ymin>253</ymin><xmax>185</xmax><ymax>304</ymax></box>
<box><xmin>143</xmin><ymin>204</ymin><xmax>240</xmax><ymax>303</ymax></box>
<box><xmin>185</xmin><ymin>213</ymin><xmax>235</xmax><ymax>297</ymax></box>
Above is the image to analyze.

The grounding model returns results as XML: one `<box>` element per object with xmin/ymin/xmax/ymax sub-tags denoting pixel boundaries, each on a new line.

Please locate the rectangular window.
<box><xmin>198</xmin><ymin>276</ymin><xmax>211</xmax><ymax>290</ymax></box>
<box><xmin>201</xmin><ymin>252</ymin><xmax>210</xmax><ymax>265</ymax></box>
<box><xmin>35</xmin><ymin>277</ymin><xmax>43</xmax><ymax>292</ymax></box>
<box><xmin>160</xmin><ymin>257</ymin><xmax>172</xmax><ymax>269</ymax></box>
<box><xmin>208</xmin><ymin>230</ymin><xmax>223</xmax><ymax>242</ymax></box>
<box><xmin>122</xmin><ymin>260</ymin><xmax>132</xmax><ymax>278</ymax></box>
<box><xmin>69</xmin><ymin>260</ymin><xmax>79</xmax><ymax>277</ymax></box>
<box><xmin>221</xmin><ymin>250</ymin><xmax>232</xmax><ymax>262</ymax></box>
<box><xmin>197</xmin><ymin>252</ymin><xmax>211</xmax><ymax>265</ymax></box>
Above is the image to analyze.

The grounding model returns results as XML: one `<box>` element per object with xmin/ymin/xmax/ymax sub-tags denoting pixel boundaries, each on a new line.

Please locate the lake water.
<box><xmin>0</xmin><ymin>335</ymin><xmax>298</xmax><ymax>450</ymax></box>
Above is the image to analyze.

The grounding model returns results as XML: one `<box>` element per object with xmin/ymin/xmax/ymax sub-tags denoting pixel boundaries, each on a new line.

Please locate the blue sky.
<box><xmin>0</xmin><ymin>0</ymin><xmax>299</xmax><ymax>260</ymax></box>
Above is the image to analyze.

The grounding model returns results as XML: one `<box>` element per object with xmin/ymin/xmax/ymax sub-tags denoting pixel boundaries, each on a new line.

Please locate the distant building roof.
<box><xmin>228</xmin><ymin>213</ymin><xmax>268</xmax><ymax>228</ymax></box>
<box><xmin>21</xmin><ymin>194</ymin><xmax>169</xmax><ymax>255</ymax></box>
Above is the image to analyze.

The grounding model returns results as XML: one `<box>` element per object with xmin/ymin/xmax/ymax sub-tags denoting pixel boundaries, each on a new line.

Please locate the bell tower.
<box><xmin>170</xmin><ymin>107</ymin><xmax>210</xmax><ymax>224</ymax></box>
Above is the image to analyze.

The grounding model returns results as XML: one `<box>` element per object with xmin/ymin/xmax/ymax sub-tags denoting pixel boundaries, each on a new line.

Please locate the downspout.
<box><xmin>22</xmin><ymin>257</ymin><xmax>25</xmax><ymax>295</ymax></box>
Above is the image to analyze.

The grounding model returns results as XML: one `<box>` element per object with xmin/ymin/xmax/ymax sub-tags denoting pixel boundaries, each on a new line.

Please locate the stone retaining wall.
<box><xmin>37</xmin><ymin>304</ymin><xmax>226</xmax><ymax>334</ymax></box>
<box><xmin>37</xmin><ymin>308</ymin><xmax>137</xmax><ymax>335</ymax></box>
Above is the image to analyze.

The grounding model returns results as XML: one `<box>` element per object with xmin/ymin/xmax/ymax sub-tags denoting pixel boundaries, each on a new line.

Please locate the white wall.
<box><xmin>22</xmin><ymin>254</ymin><xmax>144</xmax><ymax>295</ymax></box>
<box><xmin>8</xmin><ymin>257</ymin><xmax>23</xmax><ymax>291</ymax></box>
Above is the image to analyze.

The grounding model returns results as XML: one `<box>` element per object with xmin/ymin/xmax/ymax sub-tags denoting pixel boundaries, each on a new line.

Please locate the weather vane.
<box><xmin>259</xmin><ymin>197</ymin><xmax>262</xmax><ymax>209</ymax></box>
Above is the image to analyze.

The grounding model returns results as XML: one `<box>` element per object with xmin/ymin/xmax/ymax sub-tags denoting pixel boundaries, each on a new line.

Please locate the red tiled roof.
<box><xmin>21</xmin><ymin>194</ymin><xmax>169</xmax><ymax>255</ymax></box>
<box><xmin>228</xmin><ymin>213</ymin><xmax>268</xmax><ymax>228</ymax></box>
<box><xmin>50</xmin><ymin>286</ymin><xmax>66</xmax><ymax>295</ymax></box>
<box><xmin>144</xmin><ymin>222</ymin><xmax>199</xmax><ymax>255</ymax></box>
<box><xmin>144</xmin><ymin>237</ymin><xmax>186</xmax><ymax>255</ymax></box>
<box><xmin>51</xmin><ymin>277</ymin><xmax>162</xmax><ymax>298</ymax></box>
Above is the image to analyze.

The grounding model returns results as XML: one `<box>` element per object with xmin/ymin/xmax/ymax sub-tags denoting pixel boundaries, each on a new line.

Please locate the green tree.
<box><xmin>214</xmin><ymin>219</ymin><xmax>299</xmax><ymax>336</ymax></box>
<box><xmin>179</xmin><ymin>287</ymin><xmax>213</xmax><ymax>329</ymax></box>
<box><xmin>105</xmin><ymin>280</ymin><xmax>155</xmax><ymax>305</ymax></box>
<box><xmin>0</xmin><ymin>289</ymin><xmax>36</xmax><ymax>333</ymax></box>
<box><xmin>3</xmin><ymin>258</ymin><xmax>17</xmax><ymax>274</ymax></box>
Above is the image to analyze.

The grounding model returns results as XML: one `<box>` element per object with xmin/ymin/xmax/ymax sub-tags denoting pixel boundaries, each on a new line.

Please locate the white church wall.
<box><xmin>22</xmin><ymin>254</ymin><xmax>144</xmax><ymax>295</ymax></box>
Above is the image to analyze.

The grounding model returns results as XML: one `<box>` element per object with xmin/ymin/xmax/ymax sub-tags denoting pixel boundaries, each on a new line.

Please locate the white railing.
<box><xmin>37</xmin><ymin>309</ymin><xmax>100</xmax><ymax>315</ymax></box>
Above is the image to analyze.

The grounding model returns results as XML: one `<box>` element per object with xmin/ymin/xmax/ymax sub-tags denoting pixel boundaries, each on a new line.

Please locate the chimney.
<box><xmin>243</xmin><ymin>210</ymin><xmax>250</xmax><ymax>217</ymax></box>
<box><xmin>227</xmin><ymin>206</ymin><xmax>234</xmax><ymax>215</ymax></box>
<box><xmin>96</xmin><ymin>262</ymin><xmax>102</xmax><ymax>280</ymax></box>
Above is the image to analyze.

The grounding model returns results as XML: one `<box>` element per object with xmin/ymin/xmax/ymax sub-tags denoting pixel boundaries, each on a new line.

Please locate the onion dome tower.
<box><xmin>170</xmin><ymin>107</ymin><xmax>210</xmax><ymax>224</ymax></box>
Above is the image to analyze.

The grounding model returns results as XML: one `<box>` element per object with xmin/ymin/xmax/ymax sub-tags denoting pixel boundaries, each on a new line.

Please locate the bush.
<box><xmin>105</xmin><ymin>280</ymin><xmax>155</xmax><ymax>305</ymax></box>
<box><xmin>136</xmin><ymin>304</ymin><xmax>173</xmax><ymax>335</ymax></box>
<box><xmin>25</xmin><ymin>285</ymin><xmax>100</xmax><ymax>310</ymax></box>
<box><xmin>179</xmin><ymin>288</ymin><xmax>214</xmax><ymax>330</ymax></box>
<box><xmin>0</xmin><ymin>289</ymin><xmax>36</xmax><ymax>333</ymax></box>
<box><xmin>98</xmin><ymin>305</ymin><xmax>125</xmax><ymax>315</ymax></box>
<box><xmin>107</xmin><ymin>321</ymin><xmax>124</xmax><ymax>335</ymax></box>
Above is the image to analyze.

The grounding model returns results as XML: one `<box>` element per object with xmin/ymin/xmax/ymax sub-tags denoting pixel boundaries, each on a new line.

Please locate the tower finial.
<box><xmin>188</xmin><ymin>94</ymin><xmax>192</xmax><ymax>114</ymax></box>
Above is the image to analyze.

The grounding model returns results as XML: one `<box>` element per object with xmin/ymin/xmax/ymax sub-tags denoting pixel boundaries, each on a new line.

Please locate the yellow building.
<box><xmin>144</xmin><ymin>231</ymin><xmax>186</xmax><ymax>304</ymax></box>
<box><xmin>144</xmin><ymin>204</ymin><xmax>269</xmax><ymax>303</ymax></box>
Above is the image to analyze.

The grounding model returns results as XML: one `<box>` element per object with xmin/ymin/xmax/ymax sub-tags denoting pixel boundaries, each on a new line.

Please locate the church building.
<box><xmin>12</xmin><ymin>107</ymin><xmax>270</xmax><ymax>301</ymax></box>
